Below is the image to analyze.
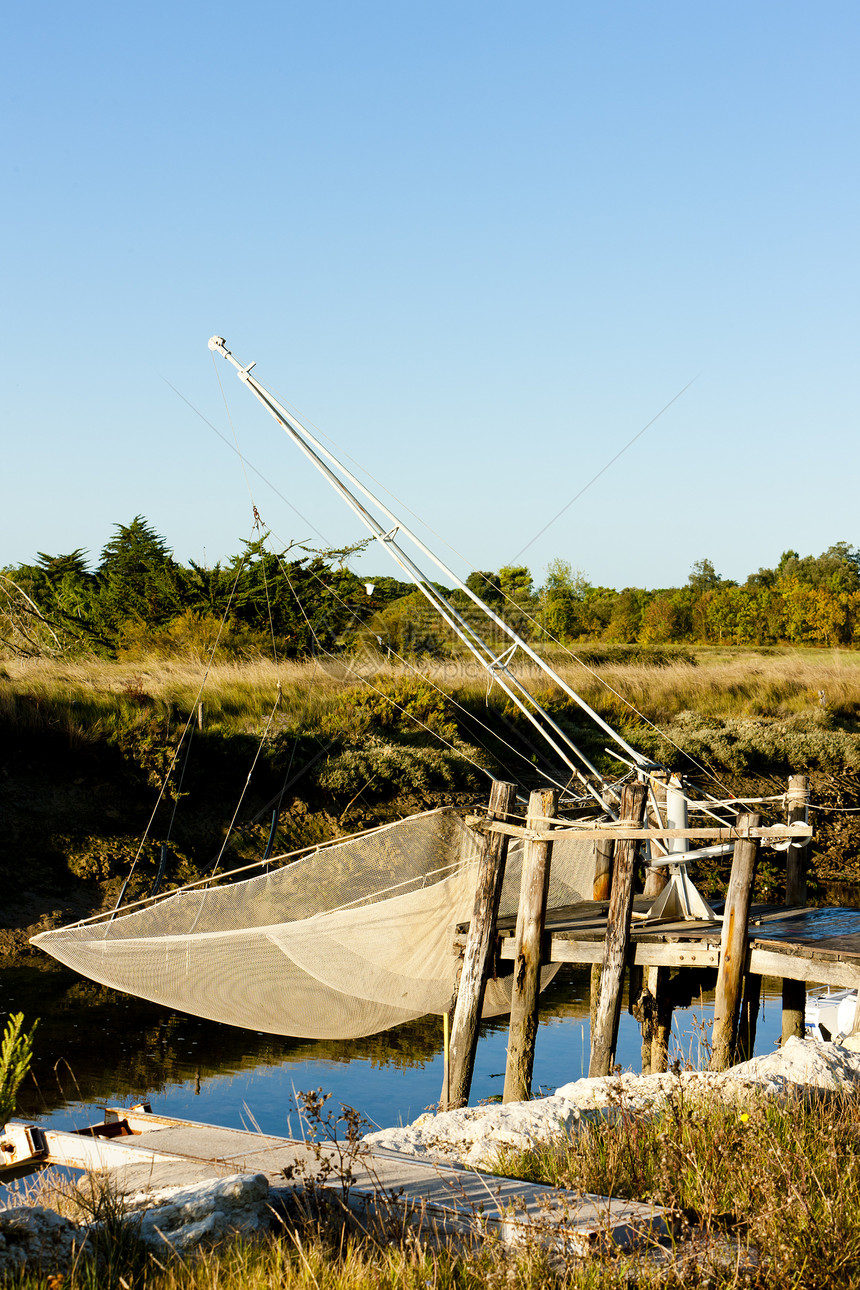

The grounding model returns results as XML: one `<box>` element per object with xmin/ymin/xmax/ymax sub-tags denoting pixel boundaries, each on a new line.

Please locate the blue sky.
<box><xmin>3</xmin><ymin>2</ymin><xmax>858</xmax><ymax>591</ymax></box>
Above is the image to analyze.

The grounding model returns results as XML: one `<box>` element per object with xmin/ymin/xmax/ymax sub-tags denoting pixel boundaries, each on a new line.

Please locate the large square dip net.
<box><xmin>32</xmin><ymin>808</ymin><xmax>595</xmax><ymax>1039</ymax></box>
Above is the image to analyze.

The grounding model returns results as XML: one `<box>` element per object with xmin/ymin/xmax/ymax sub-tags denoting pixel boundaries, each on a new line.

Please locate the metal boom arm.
<box><xmin>208</xmin><ymin>337</ymin><xmax>652</xmax><ymax>806</ymax></box>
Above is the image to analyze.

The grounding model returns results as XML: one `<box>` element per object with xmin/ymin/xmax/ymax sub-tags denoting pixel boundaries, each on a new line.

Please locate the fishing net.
<box><xmin>32</xmin><ymin>808</ymin><xmax>596</xmax><ymax>1040</ymax></box>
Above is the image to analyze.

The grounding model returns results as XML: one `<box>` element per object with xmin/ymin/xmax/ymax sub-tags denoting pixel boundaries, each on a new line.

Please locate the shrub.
<box><xmin>317</xmin><ymin>739</ymin><xmax>479</xmax><ymax>799</ymax></box>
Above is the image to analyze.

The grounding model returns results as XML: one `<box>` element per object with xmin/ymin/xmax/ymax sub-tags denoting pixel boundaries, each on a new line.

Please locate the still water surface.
<box><xmin>1</xmin><ymin>963</ymin><xmax>784</xmax><ymax>1139</ymax></box>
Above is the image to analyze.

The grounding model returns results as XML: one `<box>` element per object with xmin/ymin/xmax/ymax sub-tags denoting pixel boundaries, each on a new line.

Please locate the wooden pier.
<box><xmin>488</xmin><ymin>900</ymin><xmax>860</xmax><ymax>988</ymax></box>
<box><xmin>446</xmin><ymin>774</ymin><xmax>860</xmax><ymax>1103</ymax></box>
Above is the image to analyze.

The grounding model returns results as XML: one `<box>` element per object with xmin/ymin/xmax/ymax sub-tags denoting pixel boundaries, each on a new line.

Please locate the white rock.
<box><xmin>730</xmin><ymin>1034</ymin><xmax>860</xmax><ymax>1091</ymax></box>
<box><xmin>126</xmin><ymin>1172</ymin><xmax>270</xmax><ymax>1253</ymax></box>
<box><xmin>0</xmin><ymin>1205</ymin><xmax>82</xmax><ymax>1276</ymax></box>
<box><xmin>364</xmin><ymin>1038</ymin><xmax>860</xmax><ymax>1171</ymax></box>
<box><xmin>367</xmin><ymin>1097</ymin><xmax>605</xmax><ymax>1170</ymax></box>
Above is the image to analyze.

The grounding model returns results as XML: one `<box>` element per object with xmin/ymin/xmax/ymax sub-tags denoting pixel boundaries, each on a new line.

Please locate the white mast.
<box><xmin>209</xmin><ymin>337</ymin><xmax>656</xmax><ymax>809</ymax></box>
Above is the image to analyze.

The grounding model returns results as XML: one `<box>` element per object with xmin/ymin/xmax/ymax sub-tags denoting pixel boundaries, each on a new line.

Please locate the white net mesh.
<box><xmin>32</xmin><ymin>809</ymin><xmax>596</xmax><ymax>1039</ymax></box>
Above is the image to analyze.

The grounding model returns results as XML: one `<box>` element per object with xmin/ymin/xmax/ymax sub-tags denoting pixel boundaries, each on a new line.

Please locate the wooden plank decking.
<box><xmin>3</xmin><ymin>1107</ymin><xmax>669</xmax><ymax>1253</ymax></box>
<box><xmin>457</xmin><ymin>902</ymin><xmax>860</xmax><ymax>990</ymax></box>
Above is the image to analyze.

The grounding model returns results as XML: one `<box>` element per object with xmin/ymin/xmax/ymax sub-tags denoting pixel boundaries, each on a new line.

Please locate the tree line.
<box><xmin>2</xmin><ymin>517</ymin><xmax>859</xmax><ymax>658</ymax></box>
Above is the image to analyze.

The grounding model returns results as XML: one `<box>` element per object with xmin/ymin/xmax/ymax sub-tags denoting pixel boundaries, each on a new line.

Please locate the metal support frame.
<box><xmin>208</xmin><ymin>337</ymin><xmax>662</xmax><ymax>809</ymax></box>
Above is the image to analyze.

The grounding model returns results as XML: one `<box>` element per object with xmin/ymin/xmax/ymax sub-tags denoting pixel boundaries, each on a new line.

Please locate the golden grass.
<box><xmin>3</xmin><ymin>646</ymin><xmax>860</xmax><ymax>785</ymax></box>
<box><xmin>422</xmin><ymin>646</ymin><xmax>860</xmax><ymax>723</ymax></box>
<box><xmin>496</xmin><ymin>1087</ymin><xmax>860</xmax><ymax>1288</ymax></box>
<box><xmin>5</xmin><ymin>646</ymin><xmax>860</xmax><ymax>732</ymax></box>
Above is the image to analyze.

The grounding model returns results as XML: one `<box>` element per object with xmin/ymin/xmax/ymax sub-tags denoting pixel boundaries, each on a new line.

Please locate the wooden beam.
<box><xmin>495</xmin><ymin>938</ymin><xmax>721</xmax><ymax>968</ymax></box>
<box><xmin>504</xmin><ymin>787</ymin><xmax>558</xmax><ymax>1104</ymax></box>
<box><xmin>589</xmin><ymin>782</ymin><xmax>648</xmax><ymax>1077</ymax></box>
<box><xmin>465</xmin><ymin>817</ymin><xmax>811</xmax><ymax>843</ymax></box>
<box><xmin>496</xmin><ymin>930</ymin><xmax>860</xmax><ymax>990</ymax></box>
<box><xmin>710</xmin><ymin>813</ymin><xmax>762</xmax><ymax>1071</ymax></box>
<box><xmin>447</xmin><ymin>780</ymin><xmax>516</xmax><ymax>1109</ymax></box>
<box><xmin>748</xmin><ymin>947</ymin><xmax>860</xmax><ymax>990</ymax></box>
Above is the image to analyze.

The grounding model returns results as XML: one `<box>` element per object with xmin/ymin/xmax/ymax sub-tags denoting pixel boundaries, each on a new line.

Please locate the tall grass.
<box><xmin>495</xmin><ymin>1088</ymin><xmax>860</xmax><ymax>1288</ymax></box>
<box><xmin>4</xmin><ymin>646</ymin><xmax>860</xmax><ymax>780</ymax></box>
<box><xmin>7</xmin><ymin>647</ymin><xmax>860</xmax><ymax>729</ymax></box>
<box><xmin>10</xmin><ymin>1092</ymin><xmax>860</xmax><ymax>1287</ymax></box>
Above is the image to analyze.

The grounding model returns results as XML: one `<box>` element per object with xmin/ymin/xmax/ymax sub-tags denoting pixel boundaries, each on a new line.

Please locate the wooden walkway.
<box><xmin>480</xmin><ymin>901</ymin><xmax>860</xmax><ymax>989</ymax></box>
<box><xmin>2</xmin><ymin>1107</ymin><xmax>668</xmax><ymax>1253</ymax></box>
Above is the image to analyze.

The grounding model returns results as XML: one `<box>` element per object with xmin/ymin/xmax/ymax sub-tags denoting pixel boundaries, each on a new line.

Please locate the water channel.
<box><xmin>1</xmin><ymin>962</ymin><xmax>785</xmax><ymax>1141</ymax></box>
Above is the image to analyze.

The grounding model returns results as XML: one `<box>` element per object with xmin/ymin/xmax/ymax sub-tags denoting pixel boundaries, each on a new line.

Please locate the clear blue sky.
<box><xmin>3</xmin><ymin>2</ymin><xmax>858</xmax><ymax>592</ymax></box>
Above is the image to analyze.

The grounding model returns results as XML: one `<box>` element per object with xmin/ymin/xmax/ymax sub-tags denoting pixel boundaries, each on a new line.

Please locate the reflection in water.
<box><xmin>0</xmin><ymin>963</ymin><xmax>784</xmax><ymax>1138</ymax></box>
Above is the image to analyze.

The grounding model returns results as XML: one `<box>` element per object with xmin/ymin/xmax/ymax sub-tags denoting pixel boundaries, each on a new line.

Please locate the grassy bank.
<box><xmin>2</xmin><ymin>646</ymin><xmax>860</xmax><ymax>930</ymax></box>
<box><xmin>5</xmin><ymin>643</ymin><xmax>860</xmax><ymax>761</ymax></box>
<box><xmin>6</xmin><ymin>1089</ymin><xmax>860</xmax><ymax>1288</ymax></box>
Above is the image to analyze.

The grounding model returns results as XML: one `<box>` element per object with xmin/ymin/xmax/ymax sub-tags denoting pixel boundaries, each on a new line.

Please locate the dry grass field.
<box><xmin>5</xmin><ymin>643</ymin><xmax>860</xmax><ymax>734</ymax></box>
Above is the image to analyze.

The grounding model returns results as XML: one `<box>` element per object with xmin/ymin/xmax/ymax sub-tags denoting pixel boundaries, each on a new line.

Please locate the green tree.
<box><xmin>605</xmin><ymin>587</ymin><xmax>652</xmax><ymax>643</ymax></box>
<box><xmin>498</xmin><ymin>565</ymin><xmax>535</xmax><ymax>603</ymax></box>
<box><xmin>688</xmin><ymin>558</ymin><xmax>722</xmax><ymax>592</ymax></box>
<box><xmin>465</xmin><ymin>570</ymin><xmax>503</xmax><ymax>605</ymax></box>
<box><xmin>540</xmin><ymin>559</ymin><xmax>591</xmax><ymax>639</ymax></box>
<box><xmin>95</xmin><ymin>516</ymin><xmax>183</xmax><ymax>634</ymax></box>
<box><xmin>638</xmin><ymin>593</ymin><xmax>683</xmax><ymax>644</ymax></box>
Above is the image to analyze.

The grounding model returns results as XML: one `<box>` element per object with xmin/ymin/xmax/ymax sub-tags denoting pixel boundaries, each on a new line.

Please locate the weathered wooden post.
<box><xmin>782</xmin><ymin>774</ymin><xmax>810</xmax><ymax>1044</ymax></box>
<box><xmin>632</xmin><ymin>966</ymin><xmax>674</xmax><ymax>1074</ymax></box>
<box><xmin>592</xmin><ymin>838</ymin><xmax>614</xmax><ymax>902</ymax></box>
<box><xmin>737</xmin><ymin>972</ymin><xmax>762</xmax><ymax>1062</ymax></box>
<box><xmin>651</xmin><ymin>968</ymin><xmax>674</xmax><ymax>1073</ymax></box>
<box><xmin>589</xmin><ymin>838</ymin><xmax>614</xmax><ymax>1036</ymax></box>
<box><xmin>643</xmin><ymin>771</ymin><xmax>670</xmax><ymax>900</ymax></box>
<box><xmin>628</xmin><ymin>964</ymin><xmax>653</xmax><ymax>1074</ymax></box>
<box><xmin>709</xmin><ymin>812</ymin><xmax>762</xmax><ymax>1071</ymax></box>
<box><xmin>503</xmin><ymin>787</ymin><xmax>558</xmax><ymax>1103</ymax></box>
<box><xmin>589</xmin><ymin>781</ymin><xmax>648</xmax><ymax>1077</ymax></box>
<box><xmin>447</xmin><ymin>779</ymin><xmax>516</xmax><ymax>1108</ymax></box>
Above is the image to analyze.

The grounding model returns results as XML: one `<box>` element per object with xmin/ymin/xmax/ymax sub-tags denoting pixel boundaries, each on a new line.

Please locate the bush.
<box><xmin>629</xmin><ymin>710</ymin><xmax>860</xmax><ymax>774</ymax></box>
<box><xmin>326</xmin><ymin>676</ymin><xmax>459</xmax><ymax>743</ymax></box>
<box><xmin>317</xmin><ymin>739</ymin><xmax>479</xmax><ymax>799</ymax></box>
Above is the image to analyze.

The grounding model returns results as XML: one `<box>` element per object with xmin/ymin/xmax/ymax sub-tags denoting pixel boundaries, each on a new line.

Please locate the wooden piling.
<box><xmin>651</xmin><ymin>968</ymin><xmax>673</xmax><ymax>1073</ymax></box>
<box><xmin>628</xmin><ymin>964</ymin><xmax>653</xmax><ymax>1074</ymax></box>
<box><xmin>709</xmin><ymin>812</ymin><xmax>762</xmax><ymax>1071</ymax></box>
<box><xmin>737</xmin><ymin>973</ymin><xmax>762</xmax><ymax>1063</ymax></box>
<box><xmin>503</xmin><ymin>787</ymin><xmax>558</xmax><ymax>1104</ymax></box>
<box><xmin>782</xmin><ymin>774</ymin><xmax>810</xmax><ymax>1044</ymax></box>
<box><xmin>785</xmin><ymin>773</ymin><xmax>810</xmax><ymax>905</ymax></box>
<box><xmin>589</xmin><ymin>838</ymin><xmax>615</xmax><ymax>1039</ymax></box>
<box><xmin>592</xmin><ymin>838</ymin><xmax>614</xmax><ymax>902</ymax></box>
<box><xmin>643</xmin><ymin>771</ymin><xmax>670</xmax><ymax>900</ymax></box>
<box><xmin>447</xmin><ymin>779</ymin><xmax>516</xmax><ymax>1108</ymax></box>
<box><xmin>589</xmin><ymin>781</ymin><xmax>648</xmax><ymax>1077</ymax></box>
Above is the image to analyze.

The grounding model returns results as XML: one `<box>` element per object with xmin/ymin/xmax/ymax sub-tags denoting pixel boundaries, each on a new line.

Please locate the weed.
<box><xmin>0</xmin><ymin>1013</ymin><xmax>37</xmax><ymax>1128</ymax></box>
<box><xmin>495</xmin><ymin>1088</ymin><xmax>860</xmax><ymax>1289</ymax></box>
